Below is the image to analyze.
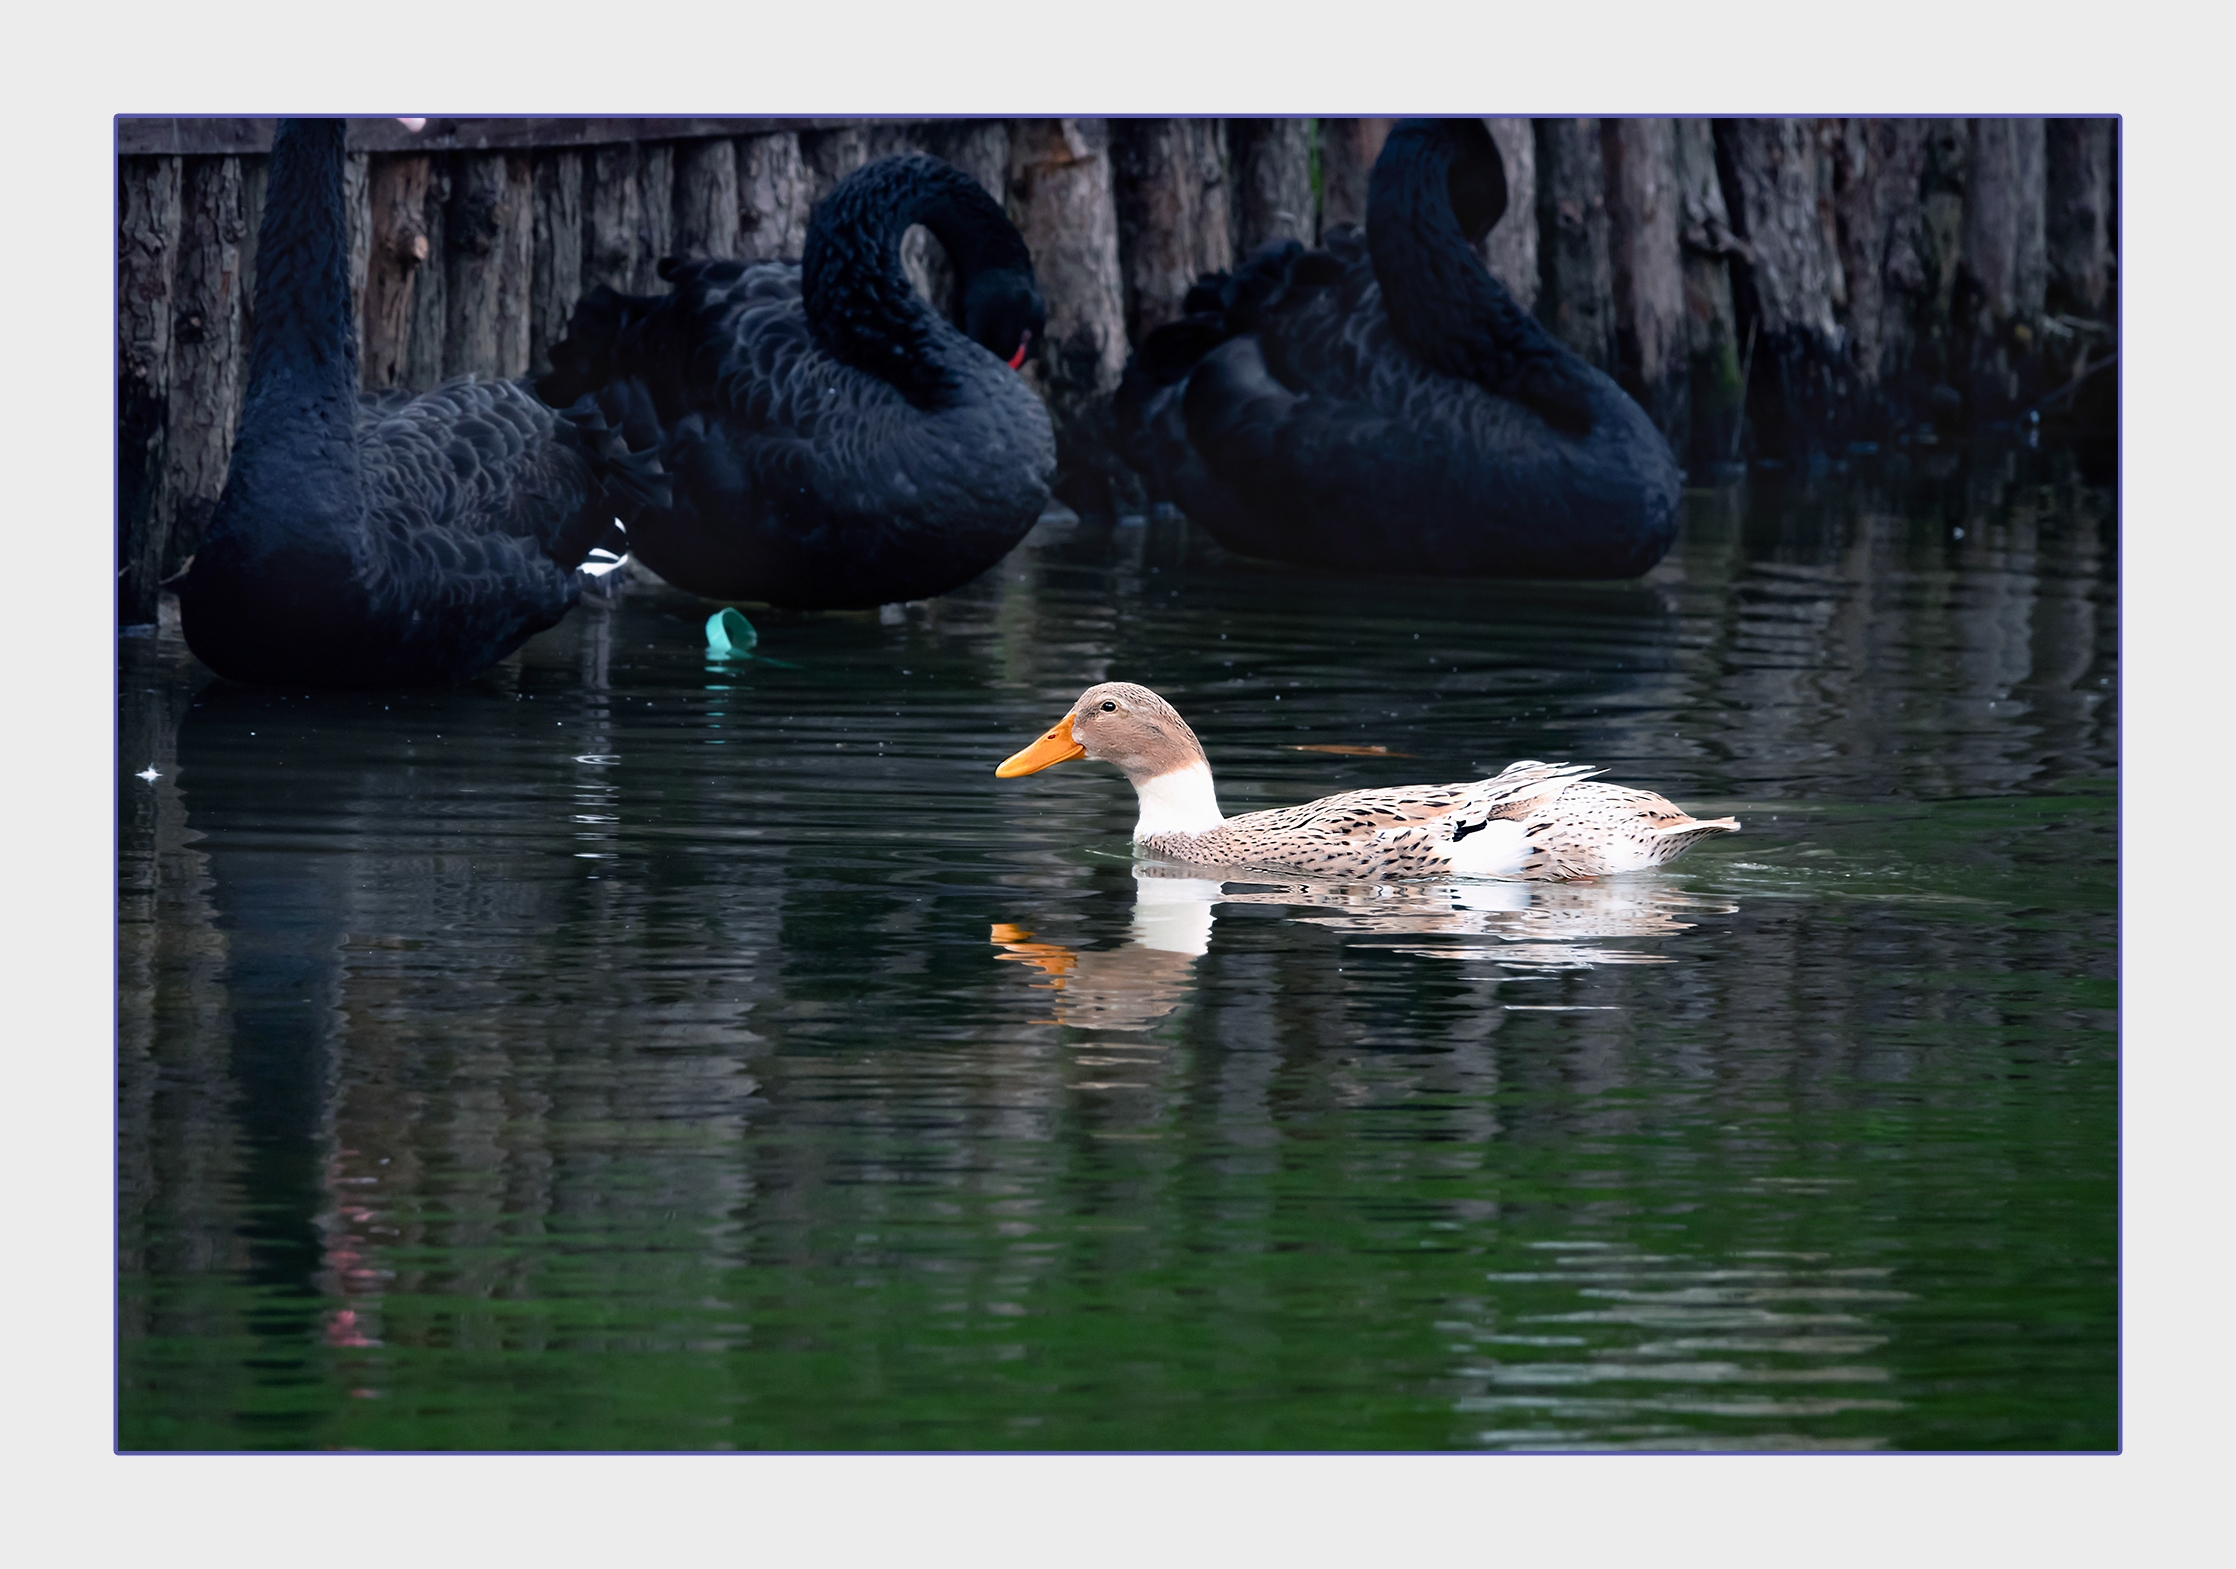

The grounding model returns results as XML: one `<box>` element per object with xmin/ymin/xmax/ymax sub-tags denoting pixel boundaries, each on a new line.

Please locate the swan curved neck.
<box><xmin>1366</xmin><ymin>124</ymin><xmax>1507</xmax><ymax>377</ymax></box>
<box><xmin>800</xmin><ymin>155</ymin><xmax>1028</xmax><ymax>409</ymax></box>
<box><xmin>243</xmin><ymin>119</ymin><xmax>361</xmax><ymax>414</ymax></box>
<box><xmin>1131</xmin><ymin>761</ymin><xmax>1225</xmax><ymax>842</ymax></box>
<box><xmin>219</xmin><ymin>118</ymin><xmax>363</xmax><ymax>546</ymax></box>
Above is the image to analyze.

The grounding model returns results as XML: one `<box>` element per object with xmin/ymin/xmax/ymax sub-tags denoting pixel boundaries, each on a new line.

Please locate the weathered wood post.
<box><xmin>363</xmin><ymin>154</ymin><xmax>433</xmax><ymax>389</ymax></box>
<box><xmin>2044</xmin><ymin>117</ymin><xmax>2115</xmax><ymax>393</ymax></box>
<box><xmin>1713</xmin><ymin>117</ymin><xmax>1847</xmax><ymax>457</ymax></box>
<box><xmin>1534</xmin><ymin>118</ymin><xmax>1615</xmax><ymax>370</ymax></box>
<box><xmin>1482</xmin><ymin>118</ymin><xmax>1538</xmax><ymax>310</ymax></box>
<box><xmin>737</xmin><ymin>131</ymin><xmax>809</xmax><ymax>262</ymax></box>
<box><xmin>1957</xmin><ymin>117</ymin><xmax>2048</xmax><ymax>419</ymax></box>
<box><xmin>583</xmin><ymin>143</ymin><xmax>646</xmax><ymax>296</ymax></box>
<box><xmin>1110</xmin><ymin>118</ymin><xmax>1233</xmax><ymax>343</ymax></box>
<box><xmin>118</xmin><ymin>154</ymin><xmax>181</xmax><ymax>625</ymax></box>
<box><xmin>529</xmin><ymin>150</ymin><xmax>583</xmax><ymax>375</ymax></box>
<box><xmin>167</xmin><ymin>155</ymin><xmax>247</xmax><ymax>573</ymax></box>
<box><xmin>1228</xmin><ymin>119</ymin><xmax>1316</xmax><ymax>256</ymax></box>
<box><xmin>1601</xmin><ymin>118</ymin><xmax>1686</xmax><ymax>443</ymax></box>
<box><xmin>672</xmin><ymin>137</ymin><xmax>742</xmax><ymax>260</ymax></box>
<box><xmin>1673</xmin><ymin>118</ymin><xmax>1744</xmax><ymax>466</ymax></box>
<box><xmin>801</xmin><ymin>126</ymin><xmax>874</xmax><ymax>206</ymax></box>
<box><xmin>1830</xmin><ymin>118</ymin><xmax>1932</xmax><ymax>438</ymax></box>
<box><xmin>1008</xmin><ymin>118</ymin><xmax>1133</xmax><ymax>518</ymax></box>
<box><xmin>449</xmin><ymin>153</ymin><xmax>536</xmax><ymax>379</ymax></box>
<box><xmin>1317</xmin><ymin>118</ymin><xmax>1390</xmax><ymax>236</ymax></box>
<box><xmin>402</xmin><ymin>160</ymin><xmax>449</xmax><ymax>391</ymax></box>
<box><xmin>344</xmin><ymin>149</ymin><xmax>371</xmax><ymax>371</ymax></box>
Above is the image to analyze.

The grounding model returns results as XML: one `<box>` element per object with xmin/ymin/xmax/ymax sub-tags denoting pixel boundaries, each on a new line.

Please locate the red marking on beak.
<box><xmin>1007</xmin><ymin>331</ymin><xmax>1032</xmax><ymax>371</ymax></box>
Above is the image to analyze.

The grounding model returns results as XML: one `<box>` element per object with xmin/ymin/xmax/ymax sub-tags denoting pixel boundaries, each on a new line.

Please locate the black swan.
<box><xmin>178</xmin><ymin>119</ymin><xmax>627</xmax><ymax>689</ymax></box>
<box><xmin>534</xmin><ymin>154</ymin><xmax>1056</xmax><ymax>610</ymax></box>
<box><xmin>1114</xmin><ymin>118</ymin><xmax>1682</xmax><ymax>580</ymax></box>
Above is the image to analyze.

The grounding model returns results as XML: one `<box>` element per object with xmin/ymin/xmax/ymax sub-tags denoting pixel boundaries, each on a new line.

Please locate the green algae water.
<box><xmin>116</xmin><ymin>447</ymin><xmax>2117</xmax><ymax>1451</ymax></box>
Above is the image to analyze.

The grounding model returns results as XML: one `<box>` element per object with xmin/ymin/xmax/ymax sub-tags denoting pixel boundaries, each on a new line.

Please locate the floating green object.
<box><xmin>703</xmin><ymin>607</ymin><xmax>798</xmax><ymax>667</ymax></box>
<box><xmin>705</xmin><ymin>608</ymin><xmax>759</xmax><ymax>657</ymax></box>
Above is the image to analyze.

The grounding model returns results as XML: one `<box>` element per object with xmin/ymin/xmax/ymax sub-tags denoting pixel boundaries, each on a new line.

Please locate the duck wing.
<box><xmin>1165</xmin><ymin>761</ymin><xmax>1604</xmax><ymax>880</ymax></box>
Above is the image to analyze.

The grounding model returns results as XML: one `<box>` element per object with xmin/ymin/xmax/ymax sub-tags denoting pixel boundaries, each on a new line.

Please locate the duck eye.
<box><xmin>1100</xmin><ymin>701</ymin><xmax>1118</xmax><ymax>712</ymax></box>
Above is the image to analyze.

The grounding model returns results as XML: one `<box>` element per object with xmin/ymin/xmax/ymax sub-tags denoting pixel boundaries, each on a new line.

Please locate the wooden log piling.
<box><xmin>114</xmin><ymin>115</ymin><xmax>2118</xmax><ymax>623</ymax></box>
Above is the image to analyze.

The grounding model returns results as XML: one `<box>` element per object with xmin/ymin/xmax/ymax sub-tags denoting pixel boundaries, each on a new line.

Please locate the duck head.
<box><xmin>997</xmin><ymin>682</ymin><xmax>1224</xmax><ymax>840</ymax></box>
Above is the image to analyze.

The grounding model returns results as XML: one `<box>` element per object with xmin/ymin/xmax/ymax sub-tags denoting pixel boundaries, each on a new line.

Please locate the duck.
<box><xmin>178</xmin><ymin>118</ymin><xmax>629</xmax><ymax>689</ymax></box>
<box><xmin>995</xmin><ymin>682</ymin><xmax>1738</xmax><ymax>881</ymax></box>
<box><xmin>1113</xmin><ymin>118</ymin><xmax>1681</xmax><ymax>580</ymax></box>
<box><xmin>535</xmin><ymin>153</ymin><xmax>1056</xmax><ymax>610</ymax></box>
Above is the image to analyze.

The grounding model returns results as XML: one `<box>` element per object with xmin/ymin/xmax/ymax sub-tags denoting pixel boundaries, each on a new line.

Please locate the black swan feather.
<box><xmin>178</xmin><ymin>119</ymin><xmax>619</xmax><ymax>689</ymax></box>
<box><xmin>1115</xmin><ymin>118</ymin><xmax>1682</xmax><ymax>580</ymax></box>
<box><xmin>537</xmin><ymin>154</ymin><xmax>1055</xmax><ymax>609</ymax></box>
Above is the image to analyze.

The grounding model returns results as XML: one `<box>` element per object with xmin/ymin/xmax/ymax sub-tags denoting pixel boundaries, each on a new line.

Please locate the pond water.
<box><xmin>116</xmin><ymin>445</ymin><xmax>2117</xmax><ymax>1451</ymax></box>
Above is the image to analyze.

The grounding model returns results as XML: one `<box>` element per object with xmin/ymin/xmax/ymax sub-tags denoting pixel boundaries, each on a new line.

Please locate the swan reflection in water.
<box><xmin>994</xmin><ymin>865</ymin><xmax>1737</xmax><ymax>1029</ymax></box>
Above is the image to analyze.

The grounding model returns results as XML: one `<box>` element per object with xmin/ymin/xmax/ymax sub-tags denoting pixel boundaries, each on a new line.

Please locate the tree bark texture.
<box><xmin>1830</xmin><ymin>118</ymin><xmax>1933</xmax><ymax>433</ymax></box>
<box><xmin>1673</xmin><ymin>118</ymin><xmax>1744</xmax><ymax>466</ymax></box>
<box><xmin>444</xmin><ymin>152</ymin><xmax>535</xmax><ymax>380</ymax></box>
<box><xmin>118</xmin><ymin>154</ymin><xmax>182</xmax><ymax>625</ymax></box>
<box><xmin>1957</xmin><ymin>116</ymin><xmax>2048</xmax><ymax>417</ymax></box>
<box><xmin>2045</xmin><ymin>118</ymin><xmax>2114</xmax><ymax>322</ymax></box>
<box><xmin>583</xmin><ymin>142</ymin><xmax>647</xmax><ymax>297</ymax></box>
<box><xmin>1111</xmin><ymin>118</ymin><xmax>1232</xmax><ymax>342</ymax></box>
<box><xmin>801</xmin><ymin>125</ymin><xmax>874</xmax><ymax>209</ymax></box>
<box><xmin>1008</xmin><ymin>117</ymin><xmax>1134</xmax><ymax>517</ymax></box>
<box><xmin>234</xmin><ymin>153</ymin><xmax>267</xmax><ymax>425</ymax></box>
<box><xmin>362</xmin><ymin>154</ymin><xmax>433</xmax><ymax>390</ymax></box>
<box><xmin>672</xmin><ymin>136</ymin><xmax>741</xmax><ymax>261</ymax></box>
<box><xmin>737</xmin><ymin>132</ymin><xmax>808</xmax><ymax>261</ymax></box>
<box><xmin>530</xmin><ymin>150</ymin><xmax>583</xmax><ymax>377</ymax></box>
<box><xmin>1229</xmin><ymin>119</ymin><xmax>1315</xmax><ymax>257</ymax></box>
<box><xmin>1318</xmin><ymin>118</ymin><xmax>1390</xmax><ymax>236</ymax></box>
<box><xmin>1482</xmin><ymin>118</ymin><xmax>1538</xmax><ymax>312</ymax></box>
<box><xmin>402</xmin><ymin>160</ymin><xmax>450</xmax><ymax>392</ymax></box>
<box><xmin>344</xmin><ymin>151</ymin><xmax>371</xmax><ymax>375</ymax></box>
<box><xmin>1600</xmin><ymin>118</ymin><xmax>1686</xmax><ymax>442</ymax></box>
<box><xmin>1714</xmin><ymin>117</ymin><xmax>1847</xmax><ymax>456</ymax></box>
<box><xmin>166</xmin><ymin>156</ymin><xmax>247</xmax><ymax>573</ymax></box>
<box><xmin>1534</xmin><ymin>118</ymin><xmax>1614</xmax><ymax>371</ymax></box>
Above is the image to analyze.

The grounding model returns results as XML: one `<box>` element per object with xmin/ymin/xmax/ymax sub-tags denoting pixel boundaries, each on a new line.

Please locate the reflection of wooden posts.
<box><xmin>1229</xmin><ymin>118</ymin><xmax>1315</xmax><ymax>255</ymax></box>
<box><xmin>1111</xmin><ymin>118</ymin><xmax>1231</xmax><ymax>342</ymax></box>
<box><xmin>1482</xmin><ymin>118</ymin><xmax>1537</xmax><ymax>310</ymax></box>
<box><xmin>167</xmin><ymin>156</ymin><xmax>247</xmax><ymax>571</ymax></box>
<box><xmin>118</xmin><ymin>155</ymin><xmax>182</xmax><ymax>625</ymax></box>
<box><xmin>1601</xmin><ymin>118</ymin><xmax>1685</xmax><ymax>443</ymax></box>
<box><xmin>1534</xmin><ymin>117</ymin><xmax>1614</xmax><ymax>371</ymax></box>
<box><xmin>1008</xmin><ymin>117</ymin><xmax>1132</xmax><ymax>517</ymax></box>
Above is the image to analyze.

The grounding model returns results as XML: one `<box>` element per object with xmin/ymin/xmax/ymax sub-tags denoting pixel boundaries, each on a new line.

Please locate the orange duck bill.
<box><xmin>996</xmin><ymin>714</ymin><xmax>1085</xmax><ymax>777</ymax></box>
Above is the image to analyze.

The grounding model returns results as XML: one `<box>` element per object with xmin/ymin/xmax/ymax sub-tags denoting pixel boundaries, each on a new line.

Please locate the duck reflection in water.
<box><xmin>995</xmin><ymin>865</ymin><xmax>1736</xmax><ymax>1028</ymax></box>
